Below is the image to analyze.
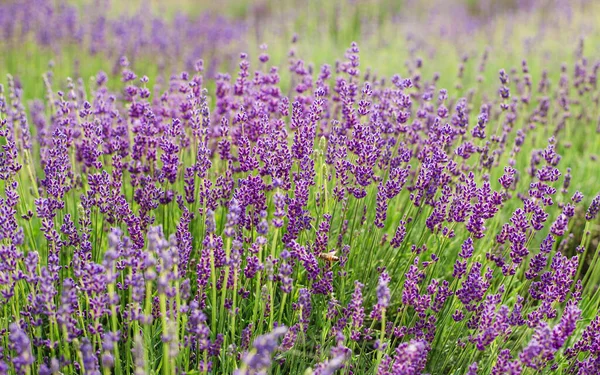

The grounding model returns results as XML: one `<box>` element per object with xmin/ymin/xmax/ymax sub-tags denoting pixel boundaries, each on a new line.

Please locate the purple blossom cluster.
<box><xmin>0</xmin><ymin>9</ymin><xmax>599</xmax><ymax>372</ymax></box>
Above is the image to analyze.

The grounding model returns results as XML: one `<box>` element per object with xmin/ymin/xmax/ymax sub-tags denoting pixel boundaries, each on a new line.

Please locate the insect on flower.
<box><xmin>318</xmin><ymin>250</ymin><xmax>339</xmax><ymax>264</ymax></box>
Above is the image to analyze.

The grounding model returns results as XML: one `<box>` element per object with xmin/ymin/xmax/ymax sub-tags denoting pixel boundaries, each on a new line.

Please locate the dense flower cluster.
<box><xmin>0</xmin><ymin>1</ymin><xmax>600</xmax><ymax>375</ymax></box>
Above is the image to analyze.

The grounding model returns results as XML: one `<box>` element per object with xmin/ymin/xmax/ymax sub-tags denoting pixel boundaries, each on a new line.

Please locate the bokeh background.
<box><xmin>0</xmin><ymin>0</ymin><xmax>595</xmax><ymax>100</ymax></box>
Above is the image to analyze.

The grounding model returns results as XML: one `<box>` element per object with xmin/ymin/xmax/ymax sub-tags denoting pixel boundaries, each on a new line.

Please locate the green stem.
<box><xmin>159</xmin><ymin>292</ymin><xmax>170</xmax><ymax>375</ymax></box>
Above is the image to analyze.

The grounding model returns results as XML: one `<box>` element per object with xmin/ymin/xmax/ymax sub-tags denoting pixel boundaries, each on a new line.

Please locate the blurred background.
<box><xmin>0</xmin><ymin>0</ymin><xmax>595</xmax><ymax>99</ymax></box>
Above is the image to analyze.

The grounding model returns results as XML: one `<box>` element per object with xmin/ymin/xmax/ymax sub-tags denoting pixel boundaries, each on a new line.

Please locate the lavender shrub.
<box><xmin>0</xmin><ymin>3</ymin><xmax>600</xmax><ymax>375</ymax></box>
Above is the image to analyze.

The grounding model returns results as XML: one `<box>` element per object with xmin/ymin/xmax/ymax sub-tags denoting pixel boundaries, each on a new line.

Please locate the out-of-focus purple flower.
<box><xmin>9</xmin><ymin>323</ymin><xmax>34</xmax><ymax>374</ymax></box>
<box><xmin>80</xmin><ymin>338</ymin><xmax>101</xmax><ymax>375</ymax></box>
<box><xmin>467</xmin><ymin>362</ymin><xmax>478</xmax><ymax>375</ymax></box>
<box><xmin>236</xmin><ymin>326</ymin><xmax>287</xmax><ymax>375</ymax></box>
<box><xmin>371</xmin><ymin>271</ymin><xmax>391</xmax><ymax>320</ymax></box>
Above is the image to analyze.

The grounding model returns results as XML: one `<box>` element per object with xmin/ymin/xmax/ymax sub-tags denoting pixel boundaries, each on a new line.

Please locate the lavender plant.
<box><xmin>1</xmin><ymin>1</ymin><xmax>600</xmax><ymax>375</ymax></box>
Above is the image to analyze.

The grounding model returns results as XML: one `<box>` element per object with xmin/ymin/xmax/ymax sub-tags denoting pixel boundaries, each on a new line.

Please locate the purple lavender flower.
<box><xmin>9</xmin><ymin>323</ymin><xmax>34</xmax><ymax>374</ymax></box>
<box><xmin>371</xmin><ymin>271</ymin><xmax>391</xmax><ymax>320</ymax></box>
<box><xmin>236</xmin><ymin>326</ymin><xmax>287</xmax><ymax>375</ymax></box>
<box><xmin>348</xmin><ymin>281</ymin><xmax>365</xmax><ymax>341</ymax></box>
<box><xmin>586</xmin><ymin>194</ymin><xmax>600</xmax><ymax>220</ymax></box>
<box><xmin>467</xmin><ymin>362</ymin><xmax>478</xmax><ymax>375</ymax></box>
<box><xmin>80</xmin><ymin>338</ymin><xmax>101</xmax><ymax>375</ymax></box>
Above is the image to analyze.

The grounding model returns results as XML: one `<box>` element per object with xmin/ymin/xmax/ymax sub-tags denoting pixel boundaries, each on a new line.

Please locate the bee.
<box><xmin>318</xmin><ymin>250</ymin><xmax>339</xmax><ymax>263</ymax></box>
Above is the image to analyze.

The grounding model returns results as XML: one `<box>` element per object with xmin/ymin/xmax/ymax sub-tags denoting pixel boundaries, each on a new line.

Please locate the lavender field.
<box><xmin>1</xmin><ymin>0</ymin><xmax>600</xmax><ymax>374</ymax></box>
